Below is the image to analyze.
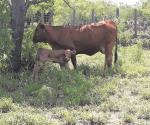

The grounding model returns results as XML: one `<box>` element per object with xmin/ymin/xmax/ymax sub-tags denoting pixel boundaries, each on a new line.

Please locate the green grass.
<box><xmin>0</xmin><ymin>44</ymin><xmax>150</xmax><ymax>124</ymax></box>
<box><xmin>25</xmin><ymin>83</ymin><xmax>42</xmax><ymax>95</ymax></box>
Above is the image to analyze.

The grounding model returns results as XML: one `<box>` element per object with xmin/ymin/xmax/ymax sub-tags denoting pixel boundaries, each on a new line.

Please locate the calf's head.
<box><xmin>33</xmin><ymin>23</ymin><xmax>48</xmax><ymax>43</ymax></box>
<box><xmin>50</xmin><ymin>49</ymin><xmax>76</xmax><ymax>64</ymax></box>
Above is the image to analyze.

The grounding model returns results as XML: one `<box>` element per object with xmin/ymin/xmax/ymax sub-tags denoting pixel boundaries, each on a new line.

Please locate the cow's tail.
<box><xmin>114</xmin><ymin>27</ymin><xmax>118</xmax><ymax>64</ymax></box>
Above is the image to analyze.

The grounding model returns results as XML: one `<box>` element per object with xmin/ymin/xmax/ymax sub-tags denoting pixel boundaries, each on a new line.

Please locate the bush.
<box><xmin>119</xmin><ymin>31</ymin><xmax>133</xmax><ymax>46</ymax></box>
<box><xmin>132</xmin><ymin>41</ymin><xmax>143</xmax><ymax>62</ymax></box>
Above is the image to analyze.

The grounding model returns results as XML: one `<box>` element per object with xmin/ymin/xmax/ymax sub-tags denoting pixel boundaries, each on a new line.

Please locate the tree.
<box><xmin>6</xmin><ymin>0</ymin><xmax>54</xmax><ymax>72</ymax></box>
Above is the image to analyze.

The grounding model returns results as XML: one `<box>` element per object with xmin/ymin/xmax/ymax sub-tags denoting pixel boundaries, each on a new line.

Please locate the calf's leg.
<box><xmin>32</xmin><ymin>61</ymin><xmax>39</xmax><ymax>80</ymax></box>
<box><xmin>32</xmin><ymin>61</ymin><xmax>42</xmax><ymax>80</ymax></box>
<box><xmin>71</xmin><ymin>55</ymin><xmax>77</xmax><ymax>69</ymax></box>
<box><xmin>60</xmin><ymin>62</ymin><xmax>69</xmax><ymax>69</ymax></box>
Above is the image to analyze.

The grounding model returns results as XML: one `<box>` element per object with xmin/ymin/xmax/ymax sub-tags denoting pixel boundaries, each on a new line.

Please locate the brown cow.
<box><xmin>32</xmin><ymin>48</ymin><xmax>76</xmax><ymax>80</ymax></box>
<box><xmin>33</xmin><ymin>20</ymin><xmax>118</xmax><ymax>69</ymax></box>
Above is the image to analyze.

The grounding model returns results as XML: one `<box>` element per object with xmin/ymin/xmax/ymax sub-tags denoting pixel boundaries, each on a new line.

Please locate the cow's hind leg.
<box><xmin>104</xmin><ymin>45</ymin><xmax>113</xmax><ymax>69</ymax></box>
<box><xmin>71</xmin><ymin>55</ymin><xmax>77</xmax><ymax>69</ymax></box>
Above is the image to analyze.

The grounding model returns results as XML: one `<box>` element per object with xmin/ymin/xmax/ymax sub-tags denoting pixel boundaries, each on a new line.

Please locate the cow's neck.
<box><xmin>46</xmin><ymin>26</ymin><xmax>61</xmax><ymax>42</ymax></box>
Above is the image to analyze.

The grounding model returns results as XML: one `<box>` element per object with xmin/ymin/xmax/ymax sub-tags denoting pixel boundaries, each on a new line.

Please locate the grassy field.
<box><xmin>0</xmin><ymin>43</ymin><xmax>150</xmax><ymax>125</ymax></box>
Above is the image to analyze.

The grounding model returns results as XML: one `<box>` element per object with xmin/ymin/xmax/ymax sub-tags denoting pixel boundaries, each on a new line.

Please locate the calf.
<box><xmin>32</xmin><ymin>48</ymin><xmax>76</xmax><ymax>80</ymax></box>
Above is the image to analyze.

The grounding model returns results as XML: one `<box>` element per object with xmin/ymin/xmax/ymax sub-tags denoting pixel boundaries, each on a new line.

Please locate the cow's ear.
<box><xmin>39</xmin><ymin>23</ymin><xmax>45</xmax><ymax>29</ymax></box>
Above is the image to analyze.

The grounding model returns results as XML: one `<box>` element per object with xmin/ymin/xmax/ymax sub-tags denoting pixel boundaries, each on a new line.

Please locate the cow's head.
<box><xmin>50</xmin><ymin>49</ymin><xmax>76</xmax><ymax>64</ymax></box>
<box><xmin>33</xmin><ymin>23</ymin><xmax>48</xmax><ymax>43</ymax></box>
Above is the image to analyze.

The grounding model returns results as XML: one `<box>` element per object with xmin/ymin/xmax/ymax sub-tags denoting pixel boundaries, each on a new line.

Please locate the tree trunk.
<box><xmin>10</xmin><ymin>0</ymin><xmax>25</xmax><ymax>72</ymax></box>
<box><xmin>91</xmin><ymin>9</ymin><xmax>95</xmax><ymax>22</ymax></box>
<box><xmin>72</xmin><ymin>9</ymin><xmax>76</xmax><ymax>25</ymax></box>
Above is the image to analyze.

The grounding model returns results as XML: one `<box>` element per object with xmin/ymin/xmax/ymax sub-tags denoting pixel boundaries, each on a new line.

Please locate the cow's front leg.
<box><xmin>71</xmin><ymin>55</ymin><xmax>77</xmax><ymax>69</ymax></box>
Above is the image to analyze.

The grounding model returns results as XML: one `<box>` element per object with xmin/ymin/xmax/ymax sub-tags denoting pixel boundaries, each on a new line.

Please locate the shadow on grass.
<box><xmin>77</xmin><ymin>61</ymin><xmax>125</xmax><ymax>78</ymax></box>
<box><xmin>1</xmin><ymin>58</ymin><xmax>145</xmax><ymax>108</ymax></box>
<box><xmin>0</xmin><ymin>66</ymin><xmax>95</xmax><ymax>107</ymax></box>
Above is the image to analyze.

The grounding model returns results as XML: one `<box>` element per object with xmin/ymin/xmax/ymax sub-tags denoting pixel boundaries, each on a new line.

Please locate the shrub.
<box><xmin>132</xmin><ymin>41</ymin><xmax>143</xmax><ymax>62</ymax></box>
<box><xmin>0</xmin><ymin>98</ymin><xmax>13</xmax><ymax>113</ymax></box>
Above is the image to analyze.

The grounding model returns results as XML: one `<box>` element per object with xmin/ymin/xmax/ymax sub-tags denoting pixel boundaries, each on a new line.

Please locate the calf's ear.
<box><xmin>71</xmin><ymin>50</ymin><xmax>76</xmax><ymax>55</ymax></box>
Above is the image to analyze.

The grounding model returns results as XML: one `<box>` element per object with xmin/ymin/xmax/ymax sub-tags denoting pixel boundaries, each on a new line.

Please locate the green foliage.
<box><xmin>0</xmin><ymin>0</ymin><xmax>11</xmax><ymax>70</ymax></box>
<box><xmin>29</xmin><ymin>0</ymin><xmax>54</xmax><ymax>13</ymax></box>
<box><xmin>23</xmin><ymin>26</ymin><xmax>36</xmax><ymax>59</ymax></box>
<box><xmin>140</xmin><ymin>0</ymin><xmax>150</xmax><ymax>22</ymax></box>
<box><xmin>53</xmin><ymin>0</ymin><xmax>117</xmax><ymax>25</ymax></box>
<box><xmin>53</xmin><ymin>0</ymin><xmax>71</xmax><ymax>25</ymax></box>
<box><xmin>119</xmin><ymin>6</ymin><xmax>134</xmax><ymax>20</ymax></box>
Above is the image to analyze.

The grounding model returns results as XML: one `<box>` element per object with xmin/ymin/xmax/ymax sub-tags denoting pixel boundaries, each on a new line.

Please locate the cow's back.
<box><xmin>69</xmin><ymin>21</ymin><xmax>117</xmax><ymax>55</ymax></box>
<box><xmin>48</xmin><ymin>20</ymin><xmax>117</xmax><ymax>55</ymax></box>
